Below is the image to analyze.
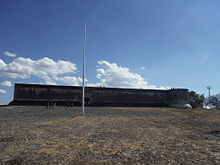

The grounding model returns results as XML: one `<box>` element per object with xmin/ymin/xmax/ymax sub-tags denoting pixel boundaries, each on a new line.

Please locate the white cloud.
<box><xmin>4</xmin><ymin>51</ymin><xmax>16</xmax><ymax>58</ymax></box>
<box><xmin>0</xmin><ymin>56</ymin><xmax>168</xmax><ymax>90</ymax></box>
<box><xmin>1</xmin><ymin>81</ymin><xmax>12</xmax><ymax>87</ymax></box>
<box><xmin>0</xmin><ymin>57</ymin><xmax>81</xmax><ymax>85</ymax></box>
<box><xmin>54</xmin><ymin>76</ymin><xmax>83</xmax><ymax>86</ymax></box>
<box><xmin>88</xmin><ymin>60</ymin><xmax>168</xmax><ymax>90</ymax></box>
<box><xmin>139</xmin><ymin>66</ymin><xmax>146</xmax><ymax>71</ymax></box>
<box><xmin>0</xmin><ymin>89</ymin><xmax>7</xmax><ymax>94</ymax></box>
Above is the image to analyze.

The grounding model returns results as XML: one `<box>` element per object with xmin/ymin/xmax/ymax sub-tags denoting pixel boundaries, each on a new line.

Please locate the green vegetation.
<box><xmin>189</xmin><ymin>91</ymin><xmax>205</xmax><ymax>108</ymax></box>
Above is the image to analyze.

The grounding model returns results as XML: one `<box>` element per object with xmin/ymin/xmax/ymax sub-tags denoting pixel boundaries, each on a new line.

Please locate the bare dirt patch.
<box><xmin>0</xmin><ymin>106</ymin><xmax>219</xmax><ymax>164</ymax></box>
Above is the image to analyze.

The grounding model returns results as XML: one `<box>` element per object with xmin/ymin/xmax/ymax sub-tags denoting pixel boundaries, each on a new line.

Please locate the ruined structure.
<box><xmin>9</xmin><ymin>83</ymin><xmax>191</xmax><ymax>108</ymax></box>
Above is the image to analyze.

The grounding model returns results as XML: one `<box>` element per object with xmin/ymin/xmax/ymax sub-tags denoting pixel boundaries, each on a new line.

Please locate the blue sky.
<box><xmin>0</xmin><ymin>0</ymin><xmax>220</xmax><ymax>104</ymax></box>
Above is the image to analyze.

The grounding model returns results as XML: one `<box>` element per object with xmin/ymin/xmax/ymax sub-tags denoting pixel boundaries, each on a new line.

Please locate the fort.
<box><xmin>9</xmin><ymin>83</ymin><xmax>191</xmax><ymax>108</ymax></box>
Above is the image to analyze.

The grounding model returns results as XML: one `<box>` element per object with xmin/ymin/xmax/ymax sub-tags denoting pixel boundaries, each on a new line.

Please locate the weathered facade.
<box><xmin>9</xmin><ymin>83</ymin><xmax>191</xmax><ymax>108</ymax></box>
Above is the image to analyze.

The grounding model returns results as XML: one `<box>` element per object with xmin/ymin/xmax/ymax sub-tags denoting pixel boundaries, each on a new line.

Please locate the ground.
<box><xmin>0</xmin><ymin>106</ymin><xmax>220</xmax><ymax>165</ymax></box>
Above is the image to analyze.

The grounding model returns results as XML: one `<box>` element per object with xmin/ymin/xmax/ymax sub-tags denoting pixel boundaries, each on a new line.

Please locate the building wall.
<box><xmin>10</xmin><ymin>83</ymin><xmax>190</xmax><ymax>107</ymax></box>
<box><xmin>91</xmin><ymin>87</ymin><xmax>169</xmax><ymax>106</ymax></box>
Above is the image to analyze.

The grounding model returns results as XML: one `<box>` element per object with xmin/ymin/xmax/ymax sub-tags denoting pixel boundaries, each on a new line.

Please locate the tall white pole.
<box><xmin>82</xmin><ymin>24</ymin><xmax>86</xmax><ymax>115</ymax></box>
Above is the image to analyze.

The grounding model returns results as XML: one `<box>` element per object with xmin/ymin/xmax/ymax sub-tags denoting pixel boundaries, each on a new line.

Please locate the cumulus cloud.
<box><xmin>0</xmin><ymin>57</ymin><xmax>81</xmax><ymax>85</ymax></box>
<box><xmin>4</xmin><ymin>51</ymin><xmax>16</xmax><ymax>58</ymax></box>
<box><xmin>0</xmin><ymin>55</ymin><xmax>168</xmax><ymax>89</ymax></box>
<box><xmin>88</xmin><ymin>60</ymin><xmax>168</xmax><ymax>90</ymax></box>
<box><xmin>54</xmin><ymin>76</ymin><xmax>83</xmax><ymax>86</ymax></box>
<box><xmin>1</xmin><ymin>81</ymin><xmax>12</xmax><ymax>87</ymax></box>
<box><xmin>0</xmin><ymin>89</ymin><xmax>7</xmax><ymax>94</ymax></box>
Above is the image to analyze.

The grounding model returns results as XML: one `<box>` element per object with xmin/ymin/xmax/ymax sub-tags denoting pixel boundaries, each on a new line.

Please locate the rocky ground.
<box><xmin>0</xmin><ymin>106</ymin><xmax>220</xmax><ymax>165</ymax></box>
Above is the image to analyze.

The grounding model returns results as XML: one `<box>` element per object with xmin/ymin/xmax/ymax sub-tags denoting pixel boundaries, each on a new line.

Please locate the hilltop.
<box><xmin>0</xmin><ymin>106</ymin><xmax>219</xmax><ymax>164</ymax></box>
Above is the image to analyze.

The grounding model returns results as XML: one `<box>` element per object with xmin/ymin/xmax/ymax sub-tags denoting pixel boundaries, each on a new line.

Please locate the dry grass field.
<box><xmin>0</xmin><ymin>106</ymin><xmax>220</xmax><ymax>164</ymax></box>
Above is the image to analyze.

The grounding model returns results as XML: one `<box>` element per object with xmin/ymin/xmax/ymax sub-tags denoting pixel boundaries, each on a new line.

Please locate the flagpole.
<box><xmin>82</xmin><ymin>24</ymin><xmax>86</xmax><ymax>115</ymax></box>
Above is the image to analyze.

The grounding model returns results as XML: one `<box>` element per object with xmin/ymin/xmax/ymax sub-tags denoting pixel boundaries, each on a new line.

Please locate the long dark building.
<box><xmin>9</xmin><ymin>83</ymin><xmax>192</xmax><ymax>108</ymax></box>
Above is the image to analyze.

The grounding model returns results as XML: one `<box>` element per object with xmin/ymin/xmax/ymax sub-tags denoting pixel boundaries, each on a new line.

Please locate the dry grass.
<box><xmin>0</xmin><ymin>106</ymin><xmax>220</xmax><ymax>164</ymax></box>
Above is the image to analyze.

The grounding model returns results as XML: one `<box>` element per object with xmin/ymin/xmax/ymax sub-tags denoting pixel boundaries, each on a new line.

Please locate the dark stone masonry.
<box><xmin>9</xmin><ymin>83</ymin><xmax>191</xmax><ymax>108</ymax></box>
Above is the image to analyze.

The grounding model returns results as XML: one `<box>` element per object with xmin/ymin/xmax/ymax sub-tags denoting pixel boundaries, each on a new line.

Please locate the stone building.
<box><xmin>9</xmin><ymin>83</ymin><xmax>191</xmax><ymax>108</ymax></box>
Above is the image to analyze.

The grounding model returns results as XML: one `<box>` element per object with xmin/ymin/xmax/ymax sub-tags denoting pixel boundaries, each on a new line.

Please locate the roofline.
<box><xmin>14</xmin><ymin>83</ymin><xmax>189</xmax><ymax>91</ymax></box>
